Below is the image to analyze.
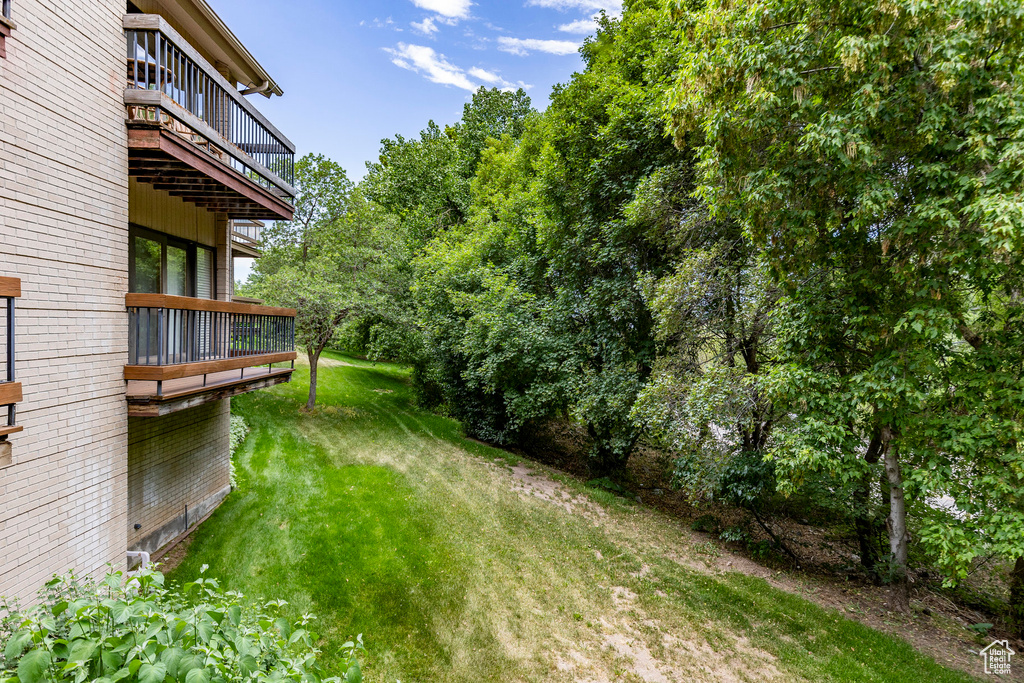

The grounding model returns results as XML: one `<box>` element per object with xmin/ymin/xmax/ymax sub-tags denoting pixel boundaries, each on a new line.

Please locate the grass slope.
<box><xmin>169</xmin><ymin>351</ymin><xmax>977</xmax><ymax>682</ymax></box>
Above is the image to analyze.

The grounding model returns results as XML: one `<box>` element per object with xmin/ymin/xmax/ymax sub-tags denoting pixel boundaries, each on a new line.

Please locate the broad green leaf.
<box><xmin>3</xmin><ymin>632</ymin><xmax>31</xmax><ymax>661</ymax></box>
<box><xmin>16</xmin><ymin>649</ymin><xmax>50</xmax><ymax>683</ymax></box>
<box><xmin>137</xmin><ymin>662</ymin><xmax>167</xmax><ymax>683</ymax></box>
<box><xmin>184</xmin><ymin>667</ymin><xmax>211</xmax><ymax>683</ymax></box>
<box><xmin>67</xmin><ymin>639</ymin><xmax>98</xmax><ymax>664</ymax></box>
<box><xmin>238</xmin><ymin>654</ymin><xmax>258</xmax><ymax>678</ymax></box>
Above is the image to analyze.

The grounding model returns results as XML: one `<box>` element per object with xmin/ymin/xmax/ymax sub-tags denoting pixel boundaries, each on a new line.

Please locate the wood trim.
<box><xmin>125</xmin><ymin>292</ymin><xmax>294</xmax><ymax>316</ymax></box>
<box><xmin>231</xmin><ymin>240</ymin><xmax>261</xmax><ymax>258</ymax></box>
<box><xmin>127</xmin><ymin>371</ymin><xmax>293</xmax><ymax>417</ymax></box>
<box><xmin>0</xmin><ymin>277</ymin><xmax>21</xmax><ymax>298</ymax></box>
<box><xmin>122</xmin><ymin>14</ymin><xmax>292</xmax><ymax>149</ymax></box>
<box><xmin>127</xmin><ymin>127</ymin><xmax>295</xmax><ymax>221</ymax></box>
<box><xmin>124</xmin><ymin>352</ymin><xmax>297</xmax><ymax>381</ymax></box>
<box><xmin>124</xmin><ymin>89</ymin><xmax>296</xmax><ymax>199</ymax></box>
<box><xmin>0</xmin><ymin>382</ymin><xmax>23</xmax><ymax>406</ymax></box>
<box><xmin>0</xmin><ymin>425</ymin><xmax>23</xmax><ymax>438</ymax></box>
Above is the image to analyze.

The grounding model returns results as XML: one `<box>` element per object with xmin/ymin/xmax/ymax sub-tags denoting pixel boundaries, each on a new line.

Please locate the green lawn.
<box><xmin>168</xmin><ymin>350</ymin><xmax>978</xmax><ymax>682</ymax></box>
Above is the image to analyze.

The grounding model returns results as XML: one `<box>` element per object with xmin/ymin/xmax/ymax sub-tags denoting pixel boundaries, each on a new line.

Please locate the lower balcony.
<box><xmin>125</xmin><ymin>294</ymin><xmax>296</xmax><ymax>417</ymax></box>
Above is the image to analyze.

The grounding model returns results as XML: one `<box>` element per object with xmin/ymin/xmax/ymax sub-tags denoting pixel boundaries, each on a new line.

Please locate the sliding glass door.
<box><xmin>129</xmin><ymin>226</ymin><xmax>217</xmax><ymax>364</ymax></box>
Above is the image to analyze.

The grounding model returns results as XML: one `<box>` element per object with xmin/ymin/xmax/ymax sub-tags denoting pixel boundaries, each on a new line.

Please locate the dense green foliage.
<box><xmin>0</xmin><ymin>568</ymin><xmax>361</xmax><ymax>683</ymax></box>
<box><xmin>666</xmin><ymin>0</ymin><xmax>1024</xmax><ymax>609</ymax></box>
<box><xmin>265</xmin><ymin>0</ymin><xmax>1024</xmax><ymax>623</ymax></box>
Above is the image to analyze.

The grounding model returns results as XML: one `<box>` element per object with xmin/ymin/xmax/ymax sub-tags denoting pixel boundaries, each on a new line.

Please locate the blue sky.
<box><xmin>210</xmin><ymin>0</ymin><xmax>622</xmax><ymax>181</ymax></box>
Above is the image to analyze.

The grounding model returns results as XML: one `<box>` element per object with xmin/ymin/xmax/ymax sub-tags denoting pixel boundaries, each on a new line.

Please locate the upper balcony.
<box><xmin>125</xmin><ymin>294</ymin><xmax>297</xmax><ymax>416</ymax></box>
<box><xmin>124</xmin><ymin>14</ymin><xmax>296</xmax><ymax>221</ymax></box>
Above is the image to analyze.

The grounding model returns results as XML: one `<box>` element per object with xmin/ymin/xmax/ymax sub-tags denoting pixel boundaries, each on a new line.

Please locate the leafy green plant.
<box><xmin>690</xmin><ymin>514</ymin><xmax>721</xmax><ymax>535</ymax></box>
<box><xmin>229</xmin><ymin>415</ymin><xmax>249</xmax><ymax>456</ymax></box>
<box><xmin>719</xmin><ymin>525</ymin><xmax>749</xmax><ymax>545</ymax></box>
<box><xmin>967</xmin><ymin>623</ymin><xmax>994</xmax><ymax>638</ymax></box>
<box><xmin>228</xmin><ymin>415</ymin><xmax>249</xmax><ymax>490</ymax></box>
<box><xmin>0</xmin><ymin>566</ymin><xmax>363</xmax><ymax>683</ymax></box>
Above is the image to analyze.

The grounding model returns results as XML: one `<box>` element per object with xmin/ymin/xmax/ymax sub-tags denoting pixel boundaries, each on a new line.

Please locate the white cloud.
<box><xmin>497</xmin><ymin>37</ymin><xmax>580</xmax><ymax>56</ymax></box>
<box><xmin>411</xmin><ymin>17</ymin><xmax>439</xmax><ymax>35</ymax></box>
<box><xmin>468</xmin><ymin>67</ymin><xmax>502</xmax><ymax>83</ymax></box>
<box><xmin>386</xmin><ymin>43</ymin><xmax>476</xmax><ymax>90</ymax></box>
<box><xmin>411</xmin><ymin>0</ymin><xmax>473</xmax><ymax>19</ymax></box>
<box><xmin>558</xmin><ymin>17</ymin><xmax>598</xmax><ymax>33</ymax></box>
<box><xmin>385</xmin><ymin>43</ymin><xmax>530</xmax><ymax>92</ymax></box>
<box><xmin>527</xmin><ymin>0</ymin><xmax>621</xmax><ymax>11</ymax></box>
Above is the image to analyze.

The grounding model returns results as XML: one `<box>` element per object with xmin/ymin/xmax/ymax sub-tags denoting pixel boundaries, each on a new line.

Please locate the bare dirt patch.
<box><xmin>153</xmin><ymin>536</ymin><xmax>193</xmax><ymax>575</ymax></box>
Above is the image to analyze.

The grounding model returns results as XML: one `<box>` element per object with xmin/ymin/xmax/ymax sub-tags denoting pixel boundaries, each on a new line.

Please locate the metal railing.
<box><xmin>124</xmin><ymin>17</ymin><xmax>295</xmax><ymax>194</ymax></box>
<box><xmin>127</xmin><ymin>295</ymin><xmax>295</xmax><ymax>367</ymax></box>
<box><xmin>0</xmin><ymin>277</ymin><xmax>20</xmax><ymax>435</ymax></box>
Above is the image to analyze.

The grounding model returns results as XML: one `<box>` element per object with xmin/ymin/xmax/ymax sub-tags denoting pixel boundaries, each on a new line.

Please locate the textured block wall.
<box><xmin>127</xmin><ymin>399</ymin><xmax>231</xmax><ymax>555</ymax></box>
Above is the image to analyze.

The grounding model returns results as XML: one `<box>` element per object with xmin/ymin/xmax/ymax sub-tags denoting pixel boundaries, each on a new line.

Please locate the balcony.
<box><xmin>125</xmin><ymin>294</ymin><xmax>297</xmax><ymax>416</ymax></box>
<box><xmin>124</xmin><ymin>14</ymin><xmax>296</xmax><ymax>221</ymax></box>
<box><xmin>0</xmin><ymin>277</ymin><xmax>21</xmax><ymax>440</ymax></box>
<box><xmin>231</xmin><ymin>219</ymin><xmax>263</xmax><ymax>258</ymax></box>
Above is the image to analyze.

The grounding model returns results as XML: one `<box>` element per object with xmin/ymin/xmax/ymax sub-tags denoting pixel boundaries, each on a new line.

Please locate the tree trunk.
<box><xmin>1010</xmin><ymin>556</ymin><xmax>1024</xmax><ymax>638</ymax></box>
<box><xmin>883</xmin><ymin>434</ymin><xmax>910</xmax><ymax>612</ymax></box>
<box><xmin>306</xmin><ymin>347</ymin><xmax>321</xmax><ymax>410</ymax></box>
<box><xmin>853</xmin><ymin>474</ymin><xmax>879</xmax><ymax>575</ymax></box>
<box><xmin>856</xmin><ymin>432</ymin><xmax>884</xmax><ymax>575</ymax></box>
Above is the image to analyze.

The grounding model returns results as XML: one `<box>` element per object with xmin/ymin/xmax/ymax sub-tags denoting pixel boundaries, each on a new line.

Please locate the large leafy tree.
<box><xmin>254</xmin><ymin>156</ymin><xmax>398</xmax><ymax>409</ymax></box>
<box><xmin>410</xmin><ymin>1</ymin><xmax>689</xmax><ymax>474</ymax></box>
<box><xmin>668</xmin><ymin>0</ymin><xmax>1024</xmax><ymax>613</ymax></box>
<box><xmin>532</xmin><ymin>2</ymin><xmax>686</xmax><ymax>473</ymax></box>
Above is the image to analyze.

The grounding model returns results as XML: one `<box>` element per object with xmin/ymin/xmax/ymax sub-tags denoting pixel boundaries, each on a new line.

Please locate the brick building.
<box><xmin>0</xmin><ymin>0</ymin><xmax>297</xmax><ymax>600</ymax></box>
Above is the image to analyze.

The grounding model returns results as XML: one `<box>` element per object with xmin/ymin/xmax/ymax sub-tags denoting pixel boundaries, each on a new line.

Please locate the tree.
<box><xmin>262</xmin><ymin>153</ymin><xmax>352</xmax><ymax>263</ymax></box>
<box><xmin>457</xmin><ymin>87</ymin><xmax>534</xmax><ymax>175</ymax></box>
<box><xmin>630</xmin><ymin>162</ymin><xmax>802</xmax><ymax>561</ymax></box>
<box><xmin>254</xmin><ymin>155</ymin><xmax>394</xmax><ymax>409</ymax></box>
<box><xmin>530</xmin><ymin>2</ymin><xmax>685</xmax><ymax>474</ymax></box>
<box><xmin>667</xmin><ymin>0</ymin><xmax>1024</xmax><ymax>611</ymax></box>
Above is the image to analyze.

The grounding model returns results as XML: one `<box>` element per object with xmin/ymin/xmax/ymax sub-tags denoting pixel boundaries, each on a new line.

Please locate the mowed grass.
<box><xmin>168</xmin><ymin>351</ymin><xmax>978</xmax><ymax>682</ymax></box>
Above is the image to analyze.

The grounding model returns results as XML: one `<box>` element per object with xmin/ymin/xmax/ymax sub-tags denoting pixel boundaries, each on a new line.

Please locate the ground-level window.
<box><xmin>129</xmin><ymin>225</ymin><xmax>216</xmax><ymax>299</ymax></box>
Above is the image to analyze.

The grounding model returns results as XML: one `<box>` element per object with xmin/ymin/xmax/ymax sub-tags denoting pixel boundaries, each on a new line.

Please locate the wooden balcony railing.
<box><xmin>124</xmin><ymin>14</ymin><xmax>295</xmax><ymax>198</ymax></box>
<box><xmin>0</xmin><ymin>277</ymin><xmax>21</xmax><ymax>439</ymax></box>
<box><xmin>125</xmin><ymin>294</ymin><xmax>296</xmax><ymax>397</ymax></box>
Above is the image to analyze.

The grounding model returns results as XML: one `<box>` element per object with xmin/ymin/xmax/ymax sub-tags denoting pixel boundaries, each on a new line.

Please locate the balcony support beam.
<box><xmin>124</xmin><ymin>89</ymin><xmax>296</xmax><ymax>199</ymax></box>
<box><xmin>128</xmin><ymin>126</ymin><xmax>294</xmax><ymax>221</ymax></box>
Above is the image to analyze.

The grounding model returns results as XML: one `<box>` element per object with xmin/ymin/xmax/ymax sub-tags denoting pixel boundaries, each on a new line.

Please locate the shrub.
<box><xmin>228</xmin><ymin>415</ymin><xmax>249</xmax><ymax>489</ymax></box>
<box><xmin>0</xmin><ymin>566</ymin><xmax>363</xmax><ymax>683</ymax></box>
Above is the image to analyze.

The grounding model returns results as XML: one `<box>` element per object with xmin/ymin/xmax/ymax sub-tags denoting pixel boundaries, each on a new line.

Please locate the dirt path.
<box><xmin>507</xmin><ymin>462</ymin><xmax>1008</xmax><ymax>682</ymax></box>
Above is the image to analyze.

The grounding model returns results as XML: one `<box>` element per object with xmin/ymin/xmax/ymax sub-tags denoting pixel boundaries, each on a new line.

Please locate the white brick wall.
<box><xmin>0</xmin><ymin>0</ymin><xmax>129</xmax><ymax>601</ymax></box>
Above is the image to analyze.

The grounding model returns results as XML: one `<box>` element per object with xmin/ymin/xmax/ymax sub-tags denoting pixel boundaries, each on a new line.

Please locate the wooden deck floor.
<box><xmin>126</xmin><ymin>365</ymin><xmax>293</xmax><ymax>416</ymax></box>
